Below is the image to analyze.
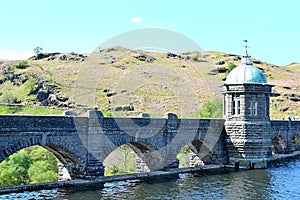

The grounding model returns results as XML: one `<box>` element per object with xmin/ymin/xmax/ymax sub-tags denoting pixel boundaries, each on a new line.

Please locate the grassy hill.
<box><xmin>0</xmin><ymin>47</ymin><xmax>299</xmax><ymax>119</ymax></box>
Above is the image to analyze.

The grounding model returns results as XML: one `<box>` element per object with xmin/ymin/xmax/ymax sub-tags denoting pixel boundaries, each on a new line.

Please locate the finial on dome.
<box><xmin>242</xmin><ymin>40</ymin><xmax>252</xmax><ymax>65</ymax></box>
<box><xmin>243</xmin><ymin>40</ymin><xmax>249</xmax><ymax>55</ymax></box>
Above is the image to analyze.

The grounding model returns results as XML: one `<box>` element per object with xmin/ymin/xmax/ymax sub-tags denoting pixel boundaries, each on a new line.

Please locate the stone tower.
<box><xmin>223</xmin><ymin>46</ymin><xmax>274</xmax><ymax>169</ymax></box>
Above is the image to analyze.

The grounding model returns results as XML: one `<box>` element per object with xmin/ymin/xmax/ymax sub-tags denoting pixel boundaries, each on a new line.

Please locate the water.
<box><xmin>1</xmin><ymin>159</ymin><xmax>300</xmax><ymax>200</ymax></box>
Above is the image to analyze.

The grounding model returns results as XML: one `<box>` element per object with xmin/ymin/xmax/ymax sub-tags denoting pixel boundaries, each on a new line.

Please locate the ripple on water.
<box><xmin>1</xmin><ymin>159</ymin><xmax>300</xmax><ymax>199</ymax></box>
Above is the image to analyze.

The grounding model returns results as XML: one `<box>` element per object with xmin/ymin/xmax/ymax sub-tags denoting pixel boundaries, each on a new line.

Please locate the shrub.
<box><xmin>191</xmin><ymin>98</ymin><xmax>222</xmax><ymax>118</ymax></box>
<box><xmin>228</xmin><ymin>63</ymin><xmax>236</xmax><ymax>72</ymax></box>
<box><xmin>16</xmin><ymin>61</ymin><xmax>29</xmax><ymax>69</ymax></box>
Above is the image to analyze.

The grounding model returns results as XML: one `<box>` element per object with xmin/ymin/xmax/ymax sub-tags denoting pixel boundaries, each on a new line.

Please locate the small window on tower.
<box><xmin>232</xmin><ymin>99</ymin><xmax>236</xmax><ymax>115</ymax></box>
<box><xmin>232</xmin><ymin>94</ymin><xmax>240</xmax><ymax>116</ymax></box>
<box><xmin>223</xmin><ymin>97</ymin><xmax>226</xmax><ymax>116</ymax></box>
<box><xmin>253</xmin><ymin>101</ymin><xmax>257</xmax><ymax>116</ymax></box>
<box><xmin>237</xmin><ymin>100</ymin><xmax>241</xmax><ymax>115</ymax></box>
<box><xmin>249</xmin><ymin>97</ymin><xmax>258</xmax><ymax>116</ymax></box>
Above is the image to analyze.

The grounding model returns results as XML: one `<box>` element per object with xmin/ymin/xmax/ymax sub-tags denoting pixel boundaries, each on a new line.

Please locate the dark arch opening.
<box><xmin>177</xmin><ymin>140</ymin><xmax>216</xmax><ymax>168</ymax></box>
<box><xmin>271</xmin><ymin>135</ymin><xmax>286</xmax><ymax>155</ymax></box>
<box><xmin>292</xmin><ymin>135</ymin><xmax>300</xmax><ymax>151</ymax></box>
<box><xmin>103</xmin><ymin>142</ymin><xmax>159</xmax><ymax>176</ymax></box>
<box><xmin>43</xmin><ymin>144</ymin><xmax>85</xmax><ymax>181</ymax></box>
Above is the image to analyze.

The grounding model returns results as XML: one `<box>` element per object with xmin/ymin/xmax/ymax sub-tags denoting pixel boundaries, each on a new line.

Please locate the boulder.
<box><xmin>47</xmin><ymin>56</ymin><xmax>56</xmax><ymax>61</ymax></box>
<box><xmin>184</xmin><ymin>55</ymin><xmax>191</xmax><ymax>60</ymax></box>
<box><xmin>68</xmin><ymin>57</ymin><xmax>75</xmax><ymax>61</ymax></box>
<box><xmin>134</xmin><ymin>53</ymin><xmax>147</xmax><ymax>61</ymax></box>
<box><xmin>59</xmin><ymin>54</ymin><xmax>67</xmax><ymax>60</ymax></box>
<box><xmin>166</xmin><ymin>52</ymin><xmax>177</xmax><ymax>58</ymax></box>
<box><xmin>37</xmin><ymin>90</ymin><xmax>49</xmax><ymax>102</ymax></box>
<box><xmin>56</xmin><ymin>94</ymin><xmax>68</xmax><ymax>102</ymax></box>
<box><xmin>114</xmin><ymin>106</ymin><xmax>123</xmax><ymax>112</ymax></box>
<box><xmin>210</xmin><ymin>67</ymin><xmax>228</xmax><ymax>74</ymax></box>
<box><xmin>287</xmin><ymin>94</ymin><xmax>300</xmax><ymax>102</ymax></box>
<box><xmin>138</xmin><ymin>113</ymin><xmax>150</xmax><ymax>118</ymax></box>
<box><xmin>108</xmin><ymin>57</ymin><xmax>116</xmax><ymax>64</ymax></box>
<box><xmin>215</xmin><ymin>61</ymin><xmax>225</xmax><ymax>65</ymax></box>
<box><xmin>146</xmin><ymin>56</ymin><xmax>155</xmax><ymax>63</ymax></box>
<box><xmin>63</xmin><ymin>110</ymin><xmax>78</xmax><ymax>116</ymax></box>
<box><xmin>41</xmin><ymin>99</ymin><xmax>49</xmax><ymax>106</ymax></box>
<box><xmin>253</xmin><ymin>60</ymin><xmax>262</xmax><ymax>64</ymax></box>
<box><xmin>233</xmin><ymin>56</ymin><xmax>241</xmax><ymax>61</ymax></box>
<box><xmin>225</xmin><ymin>53</ymin><xmax>237</xmax><ymax>57</ymax></box>
<box><xmin>134</xmin><ymin>53</ymin><xmax>155</xmax><ymax>62</ymax></box>
<box><xmin>106</xmin><ymin>92</ymin><xmax>117</xmax><ymax>97</ymax></box>
<box><xmin>123</xmin><ymin>105</ymin><xmax>134</xmax><ymax>111</ymax></box>
<box><xmin>114</xmin><ymin>105</ymin><xmax>134</xmax><ymax>111</ymax></box>
<box><xmin>48</xmin><ymin>94</ymin><xmax>60</xmax><ymax>106</ymax></box>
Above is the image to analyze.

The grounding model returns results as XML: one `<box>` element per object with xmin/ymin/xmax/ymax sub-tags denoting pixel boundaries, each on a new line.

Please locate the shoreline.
<box><xmin>0</xmin><ymin>165</ymin><xmax>225</xmax><ymax>194</ymax></box>
<box><xmin>1</xmin><ymin>153</ymin><xmax>300</xmax><ymax>195</ymax></box>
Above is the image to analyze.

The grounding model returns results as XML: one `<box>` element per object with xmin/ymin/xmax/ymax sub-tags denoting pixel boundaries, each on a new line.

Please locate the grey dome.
<box><xmin>225</xmin><ymin>56</ymin><xmax>267</xmax><ymax>84</ymax></box>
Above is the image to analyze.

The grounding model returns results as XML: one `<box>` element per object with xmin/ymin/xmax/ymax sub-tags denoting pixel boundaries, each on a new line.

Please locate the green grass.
<box><xmin>0</xmin><ymin>105</ymin><xmax>63</xmax><ymax>115</ymax></box>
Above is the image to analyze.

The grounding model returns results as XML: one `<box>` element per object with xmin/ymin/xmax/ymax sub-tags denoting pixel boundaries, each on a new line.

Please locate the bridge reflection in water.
<box><xmin>1</xmin><ymin>157</ymin><xmax>300</xmax><ymax>199</ymax></box>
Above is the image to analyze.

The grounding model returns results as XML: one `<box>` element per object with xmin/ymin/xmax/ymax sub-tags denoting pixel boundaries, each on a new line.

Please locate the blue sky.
<box><xmin>0</xmin><ymin>0</ymin><xmax>299</xmax><ymax>65</ymax></box>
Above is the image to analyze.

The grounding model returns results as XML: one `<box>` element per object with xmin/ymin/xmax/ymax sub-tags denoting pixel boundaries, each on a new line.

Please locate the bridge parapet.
<box><xmin>0</xmin><ymin>111</ymin><xmax>227</xmax><ymax>180</ymax></box>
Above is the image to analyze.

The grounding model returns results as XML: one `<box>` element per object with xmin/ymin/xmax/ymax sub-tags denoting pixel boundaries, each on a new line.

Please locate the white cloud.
<box><xmin>131</xmin><ymin>17</ymin><xmax>143</xmax><ymax>23</ymax></box>
<box><xmin>0</xmin><ymin>49</ymin><xmax>34</xmax><ymax>60</ymax></box>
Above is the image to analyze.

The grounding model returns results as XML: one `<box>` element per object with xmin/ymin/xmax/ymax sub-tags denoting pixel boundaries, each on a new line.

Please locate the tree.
<box><xmin>192</xmin><ymin>98</ymin><xmax>223</xmax><ymax>118</ymax></box>
<box><xmin>228</xmin><ymin>62</ymin><xmax>237</xmax><ymax>72</ymax></box>
<box><xmin>33</xmin><ymin>47</ymin><xmax>43</xmax><ymax>59</ymax></box>
<box><xmin>28</xmin><ymin>161</ymin><xmax>57</xmax><ymax>183</ymax></box>
<box><xmin>0</xmin><ymin>151</ymin><xmax>32</xmax><ymax>186</ymax></box>
<box><xmin>0</xmin><ymin>146</ymin><xmax>58</xmax><ymax>186</ymax></box>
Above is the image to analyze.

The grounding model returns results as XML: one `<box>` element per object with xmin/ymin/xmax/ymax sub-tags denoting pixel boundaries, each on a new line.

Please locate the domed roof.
<box><xmin>225</xmin><ymin>55</ymin><xmax>267</xmax><ymax>84</ymax></box>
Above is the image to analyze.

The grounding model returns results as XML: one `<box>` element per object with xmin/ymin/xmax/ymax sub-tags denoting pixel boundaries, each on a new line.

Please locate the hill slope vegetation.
<box><xmin>0</xmin><ymin>47</ymin><xmax>299</xmax><ymax>119</ymax></box>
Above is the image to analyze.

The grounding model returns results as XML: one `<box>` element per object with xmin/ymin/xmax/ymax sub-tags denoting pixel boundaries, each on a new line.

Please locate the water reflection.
<box><xmin>1</xmin><ymin>159</ymin><xmax>300</xmax><ymax>199</ymax></box>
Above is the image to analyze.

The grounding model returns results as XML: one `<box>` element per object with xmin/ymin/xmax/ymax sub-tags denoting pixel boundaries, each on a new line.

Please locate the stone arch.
<box><xmin>127</xmin><ymin>142</ymin><xmax>162</xmax><ymax>172</ymax></box>
<box><xmin>0</xmin><ymin>135</ymin><xmax>87</xmax><ymax>180</ymax></box>
<box><xmin>103</xmin><ymin>142</ymin><xmax>162</xmax><ymax>175</ymax></box>
<box><xmin>291</xmin><ymin>135</ymin><xmax>300</xmax><ymax>151</ymax></box>
<box><xmin>0</xmin><ymin>139</ymin><xmax>38</xmax><ymax>163</ymax></box>
<box><xmin>271</xmin><ymin>135</ymin><xmax>286</xmax><ymax>155</ymax></box>
<box><xmin>178</xmin><ymin>140</ymin><xmax>217</xmax><ymax>168</ymax></box>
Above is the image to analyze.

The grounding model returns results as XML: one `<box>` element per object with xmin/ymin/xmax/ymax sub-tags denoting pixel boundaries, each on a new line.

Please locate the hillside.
<box><xmin>0</xmin><ymin>47</ymin><xmax>299</xmax><ymax>119</ymax></box>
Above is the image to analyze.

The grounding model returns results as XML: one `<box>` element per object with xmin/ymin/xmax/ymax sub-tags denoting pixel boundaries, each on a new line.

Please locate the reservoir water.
<box><xmin>1</xmin><ymin>158</ymin><xmax>300</xmax><ymax>199</ymax></box>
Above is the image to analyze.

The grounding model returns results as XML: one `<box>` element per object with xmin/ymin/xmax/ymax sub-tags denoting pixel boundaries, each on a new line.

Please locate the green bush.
<box><xmin>191</xmin><ymin>98</ymin><xmax>222</xmax><ymax>118</ymax></box>
<box><xmin>228</xmin><ymin>62</ymin><xmax>236</xmax><ymax>72</ymax></box>
<box><xmin>16</xmin><ymin>61</ymin><xmax>29</xmax><ymax>69</ymax></box>
<box><xmin>103</xmin><ymin>110</ymin><xmax>112</xmax><ymax>117</ymax></box>
<box><xmin>0</xmin><ymin>146</ymin><xmax>58</xmax><ymax>186</ymax></box>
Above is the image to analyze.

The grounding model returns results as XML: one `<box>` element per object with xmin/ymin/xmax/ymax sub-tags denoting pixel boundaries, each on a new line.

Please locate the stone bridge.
<box><xmin>2</xmin><ymin>51</ymin><xmax>300</xmax><ymax>180</ymax></box>
<box><xmin>270</xmin><ymin>120</ymin><xmax>300</xmax><ymax>155</ymax></box>
<box><xmin>0</xmin><ymin>110</ymin><xmax>227</xmax><ymax>179</ymax></box>
<box><xmin>1</xmin><ymin>110</ymin><xmax>300</xmax><ymax>180</ymax></box>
